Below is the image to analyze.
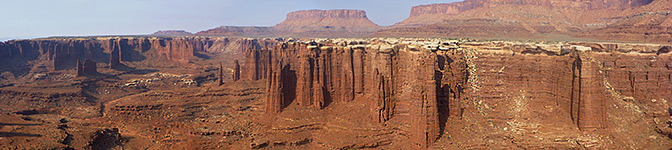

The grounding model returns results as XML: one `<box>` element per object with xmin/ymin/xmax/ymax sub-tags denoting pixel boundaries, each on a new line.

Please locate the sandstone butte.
<box><xmin>151</xmin><ymin>30</ymin><xmax>193</xmax><ymax>36</ymax></box>
<box><xmin>0</xmin><ymin>0</ymin><xmax>672</xmax><ymax>149</ymax></box>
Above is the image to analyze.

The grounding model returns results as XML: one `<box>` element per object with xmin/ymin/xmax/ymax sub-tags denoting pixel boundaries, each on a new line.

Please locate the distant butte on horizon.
<box><xmin>152</xmin><ymin>0</ymin><xmax>672</xmax><ymax>44</ymax></box>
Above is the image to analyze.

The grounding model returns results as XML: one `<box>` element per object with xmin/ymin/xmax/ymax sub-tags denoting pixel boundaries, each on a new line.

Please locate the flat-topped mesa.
<box><xmin>151</xmin><ymin>30</ymin><xmax>193</xmax><ymax>36</ymax></box>
<box><xmin>195</xmin><ymin>26</ymin><xmax>274</xmax><ymax>37</ymax></box>
<box><xmin>274</xmin><ymin>9</ymin><xmax>381</xmax><ymax>37</ymax></box>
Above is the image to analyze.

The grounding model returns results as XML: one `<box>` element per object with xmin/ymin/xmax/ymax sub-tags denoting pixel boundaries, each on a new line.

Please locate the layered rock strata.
<box><xmin>247</xmin><ymin>40</ymin><xmax>467</xmax><ymax>147</ymax></box>
<box><xmin>248</xmin><ymin>39</ymin><xmax>672</xmax><ymax>147</ymax></box>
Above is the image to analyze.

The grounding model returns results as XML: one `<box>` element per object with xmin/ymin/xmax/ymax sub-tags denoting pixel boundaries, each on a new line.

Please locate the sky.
<box><xmin>0</xmin><ymin>0</ymin><xmax>460</xmax><ymax>40</ymax></box>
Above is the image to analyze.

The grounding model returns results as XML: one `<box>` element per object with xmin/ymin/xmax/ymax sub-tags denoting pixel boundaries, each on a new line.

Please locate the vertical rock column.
<box><xmin>336</xmin><ymin>47</ymin><xmax>354</xmax><ymax>102</ymax></box>
<box><xmin>266</xmin><ymin>56</ymin><xmax>285</xmax><ymax>113</ymax></box>
<box><xmin>352</xmin><ymin>47</ymin><xmax>365</xmax><ymax>94</ymax></box>
<box><xmin>570</xmin><ymin>52</ymin><xmax>606</xmax><ymax>130</ymax></box>
<box><xmin>76</xmin><ymin>59</ymin><xmax>83</xmax><ymax>77</ymax></box>
<box><xmin>296</xmin><ymin>52</ymin><xmax>314</xmax><ymax>106</ymax></box>
<box><xmin>219</xmin><ymin>62</ymin><xmax>224</xmax><ymax>85</ymax></box>
<box><xmin>577</xmin><ymin>53</ymin><xmax>607</xmax><ymax>130</ymax></box>
<box><xmin>109</xmin><ymin>40</ymin><xmax>121</xmax><ymax>69</ymax></box>
<box><xmin>313</xmin><ymin>46</ymin><xmax>327</xmax><ymax>108</ymax></box>
<box><xmin>370</xmin><ymin>49</ymin><xmax>395</xmax><ymax>123</ymax></box>
<box><xmin>397</xmin><ymin>49</ymin><xmax>440</xmax><ymax>147</ymax></box>
<box><xmin>233</xmin><ymin>60</ymin><xmax>241</xmax><ymax>81</ymax></box>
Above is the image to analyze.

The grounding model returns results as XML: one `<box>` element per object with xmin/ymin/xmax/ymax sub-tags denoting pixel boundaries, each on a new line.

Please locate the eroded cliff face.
<box><xmin>244</xmin><ymin>39</ymin><xmax>467</xmax><ymax>147</ymax></box>
<box><xmin>1</xmin><ymin>37</ymin><xmax>671</xmax><ymax>149</ymax></box>
<box><xmin>245</xmin><ymin>38</ymin><xmax>672</xmax><ymax>148</ymax></box>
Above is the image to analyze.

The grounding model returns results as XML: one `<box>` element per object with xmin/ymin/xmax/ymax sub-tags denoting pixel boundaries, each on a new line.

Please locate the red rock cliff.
<box><xmin>246</xmin><ymin>40</ymin><xmax>468</xmax><ymax>147</ymax></box>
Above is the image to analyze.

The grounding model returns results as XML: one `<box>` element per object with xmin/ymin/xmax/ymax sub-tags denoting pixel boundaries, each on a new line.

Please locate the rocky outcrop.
<box><xmin>87</xmin><ymin>128</ymin><xmax>123</xmax><ymax>150</ymax></box>
<box><xmin>248</xmin><ymin>40</ymin><xmax>468</xmax><ymax>147</ymax></box>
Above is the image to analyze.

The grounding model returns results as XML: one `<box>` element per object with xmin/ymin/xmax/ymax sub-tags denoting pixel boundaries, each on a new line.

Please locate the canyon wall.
<box><xmin>246</xmin><ymin>40</ymin><xmax>467</xmax><ymax>147</ymax></box>
<box><xmin>247</xmin><ymin>39</ymin><xmax>672</xmax><ymax>147</ymax></box>
<box><xmin>462</xmin><ymin>42</ymin><xmax>671</xmax><ymax>131</ymax></box>
<box><xmin>0</xmin><ymin>37</ymin><xmax>271</xmax><ymax>72</ymax></box>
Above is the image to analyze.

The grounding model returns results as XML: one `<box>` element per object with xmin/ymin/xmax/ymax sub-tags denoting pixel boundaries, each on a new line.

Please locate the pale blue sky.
<box><xmin>0</xmin><ymin>0</ymin><xmax>459</xmax><ymax>40</ymax></box>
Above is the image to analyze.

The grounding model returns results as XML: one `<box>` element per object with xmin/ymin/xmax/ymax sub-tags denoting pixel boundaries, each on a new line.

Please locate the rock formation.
<box><xmin>76</xmin><ymin>59</ymin><xmax>84</xmax><ymax>77</ymax></box>
<box><xmin>219</xmin><ymin>62</ymin><xmax>224</xmax><ymax>86</ymax></box>
<box><xmin>196</xmin><ymin>9</ymin><xmax>380</xmax><ymax>37</ymax></box>
<box><xmin>246</xmin><ymin>38</ymin><xmax>672</xmax><ymax>147</ymax></box>
<box><xmin>376</xmin><ymin>0</ymin><xmax>670</xmax><ymax>43</ymax></box>
<box><xmin>233</xmin><ymin>60</ymin><xmax>240</xmax><ymax>81</ymax></box>
<box><xmin>110</xmin><ymin>40</ymin><xmax>121</xmax><ymax>69</ymax></box>
<box><xmin>246</xmin><ymin>40</ymin><xmax>469</xmax><ymax>147</ymax></box>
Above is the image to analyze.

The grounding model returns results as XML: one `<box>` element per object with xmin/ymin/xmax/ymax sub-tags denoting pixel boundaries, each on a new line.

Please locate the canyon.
<box><xmin>1</xmin><ymin>0</ymin><xmax>672</xmax><ymax>149</ymax></box>
<box><xmin>1</xmin><ymin>36</ymin><xmax>671</xmax><ymax>149</ymax></box>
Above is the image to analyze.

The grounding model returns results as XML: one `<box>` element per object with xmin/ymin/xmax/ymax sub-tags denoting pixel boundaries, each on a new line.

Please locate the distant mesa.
<box><xmin>273</xmin><ymin>9</ymin><xmax>380</xmax><ymax>37</ymax></box>
<box><xmin>151</xmin><ymin>30</ymin><xmax>193</xmax><ymax>36</ymax></box>
<box><xmin>194</xmin><ymin>0</ymin><xmax>669</xmax><ymax>43</ymax></box>
<box><xmin>196</xmin><ymin>26</ymin><xmax>274</xmax><ymax>37</ymax></box>
<box><xmin>196</xmin><ymin>9</ymin><xmax>381</xmax><ymax>37</ymax></box>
